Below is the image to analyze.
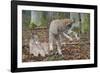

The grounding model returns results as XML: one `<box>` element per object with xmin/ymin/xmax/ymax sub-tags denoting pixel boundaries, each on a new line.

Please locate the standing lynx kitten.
<box><xmin>49</xmin><ymin>19</ymin><xmax>79</xmax><ymax>55</ymax></box>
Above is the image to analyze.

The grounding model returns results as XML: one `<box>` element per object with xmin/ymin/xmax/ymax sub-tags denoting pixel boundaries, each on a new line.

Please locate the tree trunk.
<box><xmin>30</xmin><ymin>11</ymin><xmax>41</xmax><ymax>26</ymax></box>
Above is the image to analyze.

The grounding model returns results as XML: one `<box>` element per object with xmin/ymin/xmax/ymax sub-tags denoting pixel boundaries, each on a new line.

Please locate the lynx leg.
<box><xmin>63</xmin><ymin>32</ymin><xmax>73</xmax><ymax>41</ymax></box>
<box><xmin>49</xmin><ymin>33</ymin><xmax>54</xmax><ymax>51</ymax></box>
<box><xmin>56</xmin><ymin>36</ymin><xmax>62</xmax><ymax>55</ymax></box>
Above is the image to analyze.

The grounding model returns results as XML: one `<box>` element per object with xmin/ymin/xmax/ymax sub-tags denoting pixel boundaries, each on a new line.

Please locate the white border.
<box><xmin>17</xmin><ymin>5</ymin><xmax>94</xmax><ymax>68</ymax></box>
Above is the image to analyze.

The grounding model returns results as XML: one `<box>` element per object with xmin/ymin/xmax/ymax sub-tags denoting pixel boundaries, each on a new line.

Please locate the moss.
<box><xmin>29</xmin><ymin>22</ymin><xmax>37</xmax><ymax>29</ymax></box>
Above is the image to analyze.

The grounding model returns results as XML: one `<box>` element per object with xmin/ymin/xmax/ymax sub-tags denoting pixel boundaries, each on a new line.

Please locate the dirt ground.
<box><xmin>22</xmin><ymin>28</ymin><xmax>90</xmax><ymax>62</ymax></box>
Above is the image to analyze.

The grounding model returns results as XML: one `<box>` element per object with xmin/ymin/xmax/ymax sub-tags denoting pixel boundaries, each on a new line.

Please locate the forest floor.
<box><xmin>22</xmin><ymin>28</ymin><xmax>90</xmax><ymax>62</ymax></box>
